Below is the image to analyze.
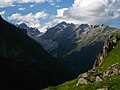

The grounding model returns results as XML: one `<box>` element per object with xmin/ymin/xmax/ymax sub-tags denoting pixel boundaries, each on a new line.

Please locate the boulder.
<box><xmin>96</xmin><ymin>76</ymin><xmax>103</xmax><ymax>82</ymax></box>
<box><xmin>119</xmin><ymin>70</ymin><xmax>120</xmax><ymax>74</ymax></box>
<box><xmin>79</xmin><ymin>72</ymin><xmax>88</xmax><ymax>78</ymax></box>
<box><xmin>97</xmin><ymin>87</ymin><xmax>108</xmax><ymax>90</ymax></box>
<box><xmin>103</xmin><ymin>64</ymin><xmax>120</xmax><ymax>77</ymax></box>
<box><xmin>77</xmin><ymin>63</ymin><xmax>120</xmax><ymax>86</ymax></box>
<box><xmin>76</xmin><ymin>78</ymin><xmax>90</xmax><ymax>86</ymax></box>
<box><xmin>110</xmin><ymin>67</ymin><xmax>119</xmax><ymax>76</ymax></box>
<box><xmin>103</xmin><ymin>69</ymin><xmax>110</xmax><ymax>77</ymax></box>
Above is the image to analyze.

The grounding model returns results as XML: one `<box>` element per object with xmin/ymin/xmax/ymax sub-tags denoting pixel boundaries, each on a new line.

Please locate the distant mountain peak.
<box><xmin>60</xmin><ymin>21</ymin><xmax>67</xmax><ymax>24</ymax></box>
<box><xmin>17</xmin><ymin>22</ymin><xmax>41</xmax><ymax>37</ymax></box>
<box><xmin>18</xmin><ymin>22</ymin><xmax>28</xmax><ymax>28</ymax></box>
<box><xmin>56</xmin><ymin>21</ymin><xmax>67</xmax><ymax>27</ymax></box>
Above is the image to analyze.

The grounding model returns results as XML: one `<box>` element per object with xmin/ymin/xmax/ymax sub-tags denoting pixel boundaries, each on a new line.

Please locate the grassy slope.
<box><xmin>44</xmin><ymin>40</ymin><xmax>120</xmax><ymax>90</ymax></box>
<box><xmin>98</xmin><ymin>41</ymin><xmax>120</xmax><ymax>69</ymax></box>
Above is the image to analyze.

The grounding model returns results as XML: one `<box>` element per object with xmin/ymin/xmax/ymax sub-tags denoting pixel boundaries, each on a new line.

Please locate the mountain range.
<box><xmin>1</xmin><ymin>14</ymin><xmax>120</xmax><ymax>90</ymax></box>
<box><xmin>24</xmin><ymin>21</ymin><xmax>120</xmax><ymax>75</ymax></box>
<box><xmin>17</xmin><ymin>23</ymin><xmax>42</xmax><ymax>36</ymax></box>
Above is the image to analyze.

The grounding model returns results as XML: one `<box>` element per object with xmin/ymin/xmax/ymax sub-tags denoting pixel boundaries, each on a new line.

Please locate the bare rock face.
<box><xmin>96</xmin><ymin>76</ymin><xmax>103</xmax><ymax>82</ymax></box>
<box><xmin>81</xmin><ymin>73</ymin><xmax>88</xmax><ymax>78</ymax></box>
<box><xmin>76</xmin><ymin>78</ymin><xmax>90</xmax><ymax>86</ymax></box>
<box><xmin>80</xmin><ymin>72</ymin><xmax>88</xmax><ymax>78</ymax></box>
<box><xmin>77</xmin><ymin>72</ymin><xmax>90</xmax><ymax>86</ymax></box>
<box><xmin>94</xmin><ymin>35</ymin><xmax>120</xmax><ymax>67</ymax></box>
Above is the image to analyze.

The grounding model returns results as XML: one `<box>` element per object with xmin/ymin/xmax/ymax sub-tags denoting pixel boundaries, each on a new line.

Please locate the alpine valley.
<box><xmin>19</xmin><ymin>21</ymin><xmax>120</xmax><ymax>75</ymax></box>
<box><xmin>0</xmin><ymin>15</ymin><xmax>120</xmax><ymax>90</ymax></box>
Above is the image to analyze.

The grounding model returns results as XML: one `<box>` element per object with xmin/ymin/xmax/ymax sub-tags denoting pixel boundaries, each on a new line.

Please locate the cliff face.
<box><xmin>94</xmin><ymin>34</ymin><xmax>120</xmax><ymax>67</ymax></box>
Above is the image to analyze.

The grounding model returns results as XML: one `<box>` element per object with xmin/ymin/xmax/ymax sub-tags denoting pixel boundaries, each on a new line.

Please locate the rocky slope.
<box><xmin>37</xmin><ymin>22</ymin><xmax>120</xmax><ymax>75</ymax></box>
<box><xmin>44</xmin><ymin>34</ymin><xmax>120</xmax><ymax>90</ymax></box>
<box><xmin>0</xmin><ymin>16</ymin><xmax>75</xmax><ymax>90</ymax></box>
<box><xmin>94</xmin><ymin>34</ymin><xmax>120</xmax><ymax>67</ymax></box>
<box><xmin>75</xmin><ymin>34</ymin><xmax>120</xmax><ymax>90</ymax></box>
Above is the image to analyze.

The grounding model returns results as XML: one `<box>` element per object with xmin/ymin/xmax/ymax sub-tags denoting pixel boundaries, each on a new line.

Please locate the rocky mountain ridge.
<box><xmin>18</xmin><ymin>21</ymin><xmax>120</xmax><ymax>75</ymax></box>
<box><xmin>17</xmin><ymin>23</ymin><xmax>42</xmax><ymax>37</ymax></box>
<box><xmin>39</xmin><ymin>21</ymin><xmax>120</xmax><ymax>75</ymax></box>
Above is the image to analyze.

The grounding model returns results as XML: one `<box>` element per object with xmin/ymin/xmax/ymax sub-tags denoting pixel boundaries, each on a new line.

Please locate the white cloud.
<box><xmin>0</xmin><ymin>11</ymin><xmax>5</xmax><ymax>15</ymax></box>
<box><xmin>57</xmin><ymin>8</ymin><xmax>68</xmax><ymax>17</ymax></box>
<box><xmin>55</xmin><ymin>0</ymin><xmax>120</xmax><ymax>25</ymax></box>
<box><xmin>45</xmin><ymin>22</ymin><xmax>53</xmax><ymax>29</ymax></box>
<box><xmin>0</xmin><ymin>0</ymin><xmax>14</xmax><ymax>8</ymax></box>
<box><xmin>40</xmin><ymin>20</ymin><xmax>57</xmax><ymax>31</ymax></box>
<box><xmin>35</xmin><ymin>12</ymin><xmax>48</xmax><ymax>19</ymax></box>
<box><xmin>8</xmin><ymin>12</ymin><xmax>49</xmax><ymax>32</ymax></box>
<box><xmin>0</xmin><ymin>0</ymin><xmax>60</xmax><ymax>8</ymax></box>
<box><xmin>30</xmin><ymin>4</ymin><xmax>34</xmax><ymax>8</ymax></box>
<box><xmin>18</xmin><ymin>7</ymin><xmax>26</xmax><ymax>11</ymax></box>
<box><xmin>56</xmin><ymin>5</ymin><xmax>60</xmax><ymax>8</ymax></box>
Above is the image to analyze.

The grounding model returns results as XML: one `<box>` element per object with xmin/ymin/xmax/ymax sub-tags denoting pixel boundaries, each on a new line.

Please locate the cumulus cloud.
<box><xmin>30</xmin><ymin>4</ymin><xmax>34</xmax><ymax>8</ymax></box>
<box><xmin>0</xmin><ymin>0</ymin><xmax>60</xmax><ymax>8</ymax></box>
<box><xmin>18</xmin><ymin>7</ymin><xmax>26</xmax><ymax>11</ymax></box>
<box><xmin>57</xmin><ymin>8</ymin><xmax>68</xmax><ymax>17</ymax></box>
<box><xmin>8</xmin><ymin>12</ymin><xmax>49</xmax><ymax>32</ymax></box>
<box><xmin>0</xmin><ymin>11</ymin><xmax>5</xmax><ymax>15</ymax></box>
<box><xmin>0</xmin><ymin>1</ymin><xmax>14</xmax><ymax>8</ymax></box>
<box><xmin>55</xmin><ymin>0</ymin><xmax>120</xmax><ymax>25</ymax></box>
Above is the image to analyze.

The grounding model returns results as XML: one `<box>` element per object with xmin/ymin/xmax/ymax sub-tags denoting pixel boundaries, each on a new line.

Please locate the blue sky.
<box><xmin>0</xmin><ymin>0</ymin><xmax>73</xmax><ymax>16</ymax></box>
<box><xmin>0</xmin><ymin>0</ymin><xmax>120</xmax><ymax>32</ymax></box>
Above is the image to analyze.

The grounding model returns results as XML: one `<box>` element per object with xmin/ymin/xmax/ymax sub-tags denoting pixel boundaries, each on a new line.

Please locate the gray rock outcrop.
<box><xmin>76</xmin><ymin>78</ymin><xmax>90</xmax><ymax>86</ymax></box>
<box><xmin>77</xmin><ymin>63</ymin><xmax>120</xmax><ymax>86</ymax></box>
<box><xmin>94</xmin><ymin>35</ymin><xmax>120</xmax><ymax>67</ymax></box>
